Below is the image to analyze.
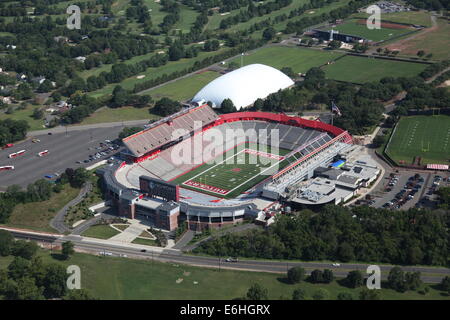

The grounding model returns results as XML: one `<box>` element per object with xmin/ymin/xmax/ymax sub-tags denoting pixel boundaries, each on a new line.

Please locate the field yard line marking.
<box><xmin>225</xmin><ymin>157</ymin><xmax>285</xmax><ymax>195</ymax></box>
<box><xmin>182</xmin><ymin>148</ymin><xmax>247</xmax><ymax>186</ymax></box>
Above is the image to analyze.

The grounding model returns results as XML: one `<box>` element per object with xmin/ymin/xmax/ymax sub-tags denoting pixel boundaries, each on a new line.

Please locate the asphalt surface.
<box><xmin>0</xmin><ymin>126</ymin><xmax>126</xmax><ymax>190</ymax></box>
<box><xmin>6</xmin><ymin>228</ymin><xmax>450</xmax><ymax>284</ymax></box>
<box><xmin>50</xmin><ymin>181</ymin><xmax>93</xmax><ymax>233</ymax></box>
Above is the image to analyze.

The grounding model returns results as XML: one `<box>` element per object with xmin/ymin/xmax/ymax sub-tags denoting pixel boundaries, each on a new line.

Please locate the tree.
<box><xmin>0</xmin><ymin>230</ymin><xmax>14</xmax><ymax>256</ymax></box>
<box><xmin>111</xmin><ymin>85</ymin><xmax>130</xmax><ymax>108</ymax></box>
<box><xmin>328</xmin><ymin>40</ymin><xmax>341</xmax><ymax>50</ymax></box>
<box><xmin>70</xmin><ymin>168</ymin><xmax>90</xmax><ymax>188</ymax></box>
<box><xmin>12</xmin><ymin>240</ymin><xmax>38</xmax><ymax>260</ymax></box>
<box><xmin>292</xmin><ymin>288</ymin><xmax>307</xmax><ymax>300</ymax></box>
<box><xmin>281</xmin><ymin>67</ymin><xmax>295</xmax><ymax>78</ymax></box>
<box><xmin>417</xmin><ymin>50</ymin><xmax>426</xmax><ymax>58</ymax></box>
<box><xmin>32</xmin><ymin>108</ymin><xmax>44</xmax><ymax>120</ymax></box>
<box><xmin>309</xmin><ymin>269</ymin><xmax>324</xmax><ymax>283</ymax></box>
<box><xmin>372</xmin><ymin>135</ymin><xmax>386</xmax><ymax>148</ymax></box>
<box><xmin>262</xmin><ymin>27</ymin><xmax>276</xmax><ymax>41</ymax></box>
<box><xmin>287</xmin><ymin>266</ymin><xmax>305</xmax><ymax>284</ymax></box>
<box><xmin>337</xmin><ymin>242</ymin><xmax>354</xmax><ymax>262</ymax></box>
<box><xmin>322</xmin><ymin>269</ymin><xmax>334</xmax><ymax>283</ymax></box>
<box><xmin>440</xmin><ymin>276</ymin><xmax>450</xmax><ymax>292</ymax></box>
<box><xmin>344</xmin><ymin>270</ymin><xmax>364</xmax><ymax>288</ymax></box>
<box><xmin>388</xmin><ymin>267</ymin><xmax>406</xmax><ymax>292</ymax></box>
<box><xmin>246</xmin><ymin>283</ymin><xmax>268</xmax><ymax>300</ymax></box>
<box><xmin>64</xmin><ymin>289</ymin><xmax>97</xmax><ymax>300</ymax></box>
<box><xmin>16</xmin><ymin>277</ymin><xmax>44</xmax><ymax>300</ymax></box>
<box><xmin>312</xmin><ymin>288</ymin><xmax>329</xmax><ymax>300</ymax></box>
<box><xmin>61</xmin><ymin>241</ymin><xmax>75</xmax><ymax>260</ymax></box>
<box><xmin>8</xmin><ymin>256</ymin><xmax>31</xmax><ymax>280</ymax></box>
<box><xmin>405</xmin><ymin>272</ymin><xmax>422</xmax><ymax>291</ymax></box>
<box><xmin>359</xmin><ymin>289</ymin><xmax>381</xmax><ymax>300</ymax></box>
<box><xmin>152</xmin><ymin>97</ymin><xmax>181</xmax><ymax>116</ymax></box>
<box><xmin>43</xmin><ymin>263</ymin><xmax>68</xmax><ymax>299</ymax></box>
<box><xmin>337</xmin><ymin>292</ymin><xmax>353</xmax><ymax>300</ymax></box>
<box><xmin>220</xmin><ymin>98</ymin><xmax>237</xmax><ymax>113</ymax></box>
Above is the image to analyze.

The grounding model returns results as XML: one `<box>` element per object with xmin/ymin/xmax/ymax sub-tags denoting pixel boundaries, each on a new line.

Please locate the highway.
<box><xmin>7</xmin><ymin>228</ymin><xmax>450</xmax><ymax>284</ymax></box>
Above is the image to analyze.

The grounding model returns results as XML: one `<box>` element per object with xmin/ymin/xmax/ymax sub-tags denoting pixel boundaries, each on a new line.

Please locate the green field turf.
<box><xmin>0</xmin><ymin>249</ymin><xmax>448</xmax><ymax>299</ymax></box>
<box><xmin>352</xmin><ymin>10</ymin><xmax>433</xmax><ymax>27</ymax></box>
<box><xmin>323</xmin><ymin>55</ymin><xmax>428</xmax><ymax>83</ymax></box>
<box><xmin>385</xmin><ymin>115</ymin><xmax>450</xmax><ymax>165</ymax></box>
<box><xmin>141</xmin><ymin>70</ymin><xmax>220</xmax><ymax>101</ymax></box>
<box><xmin>329</xmin><ymin>19</ymin><xmax>414</xmax><ymax>42</ymax></box>
<box><xmin>228</xmin><ymin>46</ymin><xmax>344</xmax><ymax>74</ymax></box>
<box><xmin>172</xmin><ymin>143</ymin><xmax>291</xmax><ymax>198</ymax></box>
<box><xmin>82</xmin><ymin>224</ymin><xmax>121</xmax><ymax>239</ymax></box>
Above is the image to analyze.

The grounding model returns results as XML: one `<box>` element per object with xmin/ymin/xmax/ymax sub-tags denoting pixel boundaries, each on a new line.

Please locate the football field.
<box><xmin>171</xmin><ymin>143</ymin><xmax>291</xmax><ymax>198</ymax></box>
<box><xmin>385</xmin><ymin>115</ymin><xmax>450</xmax><ymax>165</ymax></box>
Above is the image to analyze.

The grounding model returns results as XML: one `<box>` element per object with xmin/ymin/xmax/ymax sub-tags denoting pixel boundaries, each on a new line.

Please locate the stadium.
<box><xmin>98</xmin><ymin>64</ymin><xmax>355</xmax><ymax>232</ymax></box>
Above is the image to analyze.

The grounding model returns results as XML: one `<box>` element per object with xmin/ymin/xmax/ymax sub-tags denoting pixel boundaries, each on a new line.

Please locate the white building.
<box><xmin>192</xmin><ymin>64</ymin><xmax>294</xmax><ymax>110</ymax></box>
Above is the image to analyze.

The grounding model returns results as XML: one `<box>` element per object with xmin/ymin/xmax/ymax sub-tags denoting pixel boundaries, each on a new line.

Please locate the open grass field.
<box><xmin>386</xmin><ymin>18</ymin><xmax>450</xmax><ymax>61</ymax></box>
<box><xmin>352</xmin><ymin>10</ymin><xmax>433</xmax><ymax>27</ymax></box>
<box><xmin>142</xmin><ymin>70</ymin><xmax>220</xmax><ymax>101</ymax></box>
<box><xmin>228</xmin><ymin>46</ymin><xmax>344</xmax><ymax>74</ymax></box>
<box><xmin>132</xmin><ymin>237</ymin><xmax>159</xmax><ymax>246</ymax></box>
<box><xmin>328</xmin><ymin>19</ymin><xmax>414</xmax><ymax>42</ymax></box>
<box><xmin>1</xmin><ymin>184</ymin><xmax>80</xmax><ymax>233</ymax></box>
<box><xmin>385</xmin><ymin>115</ymin><xmax>450</xmax><ymax>165</ymax></box>
<box><xmin>81</xmin><ymin>224</ymin><xmax>121</xmax><ymax>239</ymax></box>
<box><xmin>0</xmin><ymin>249</ymin><xmax>448</xmax><ymax>299</ymax></box>
<box><xmin>74</xmin><ymin>106</ymin><xmax>160</xmax><ymax>126</ymax></box>
<box><xmin>88</xmin><ymin>48</ymin><xmax>226</xmax><ymax>98</ymax></box>
<box><xmin>172</xmin><ymin>142</ymin><xmax>290</xmax><ymax>198</ymax></box>
<box><xmin>323</xmin><ymin>55</ymin><xmax>428</xmax><ymax>84</ymax></box>
<box><xmin>0</xmin><ymin>105</ymin><xmax>45</xmax><ymax>131</ymax></box>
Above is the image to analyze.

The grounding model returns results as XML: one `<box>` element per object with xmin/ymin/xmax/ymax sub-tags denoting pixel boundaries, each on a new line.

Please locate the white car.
<box><xmin>332</xmin><ymin>263</ymin><xmax>341</xmax><ymax>267</ymax></box>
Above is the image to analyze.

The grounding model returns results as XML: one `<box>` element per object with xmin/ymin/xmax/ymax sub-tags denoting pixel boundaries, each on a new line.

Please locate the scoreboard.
<box><xmin>139</xmin><ymin>176</ymin><xmax>179</xmax><ymax>202</ymax></box>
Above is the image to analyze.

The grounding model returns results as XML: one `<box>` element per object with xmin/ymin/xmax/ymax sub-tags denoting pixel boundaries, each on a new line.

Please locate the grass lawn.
<box><xmin>132</xmin><ymin>237</ymin><xmax>159</xmax><ymax>246</ymax></box>
<box><xmin>74</xmin><ymin>106</ymin><xmax>160</xmax><ymax>126</ymax></box>
<box><xmin>171</xmin><ymin>143</ymin><xmax>291</xmax><ymax>198</ymax></box>
<box><xmin>0</xmin><ymin>249</ymin><xmax>448</xmax><ymax>299</ymax></box>
<box><xmin>113</xmin><ymin>224</ymin><xmax>130</xmax><ymax>232</ymax></box>
<box><xmin>385</xmin><ymin>115</ymin><xmax>450</xmax><ymax>165</ymax></box>
<box><xmin>0</xmin><ymin>105</ymin><xmax>46</xmax><ymax>131</ymax></box>
<box><xmin>323</xmin><ymin>55</ymin><xmax>428</xmax><ymax>84</ymax></box>
<box><xmin>87</xmin><ymin>49</ymin><xmax>226</xmax><ymax>99</ymax></box>
<box><xmin>352</xmin><ymin>10</ymin><xmax>433</xmax><ymax>27</ymax></box>
<box><xmin>228</xmin><ymin>46</ymin><xmax>344</xmax><ymax>74</ymax></box>
<box><xmin>81</xmin><ymin>224</ymin><xmax>120</xmax><ymax>239</ymax></box>
<box><xmin>1</xmin><ymin>184</ymin><xmax>80</xmax><ymax>233</ymax></box>
<box><xmin>141</xmin><ymin>70</ymin><xmax>220</xmax><ymax>101</ymax></box>
<box><xmin>328</xmin><ymin>19</ymin><xmax>414</xmax><ymax>42</ymax></box>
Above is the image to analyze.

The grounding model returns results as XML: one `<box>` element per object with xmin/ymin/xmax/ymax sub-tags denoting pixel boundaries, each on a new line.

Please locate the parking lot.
<box><xmin>361</xmin><ymin>169</ymin><xmax>450</xmax><ymax>210</ymax></box>
<box><xmin>0</xmin><ymin>126</ymin><xmax>126</xmax><ymax>190</ymax></box>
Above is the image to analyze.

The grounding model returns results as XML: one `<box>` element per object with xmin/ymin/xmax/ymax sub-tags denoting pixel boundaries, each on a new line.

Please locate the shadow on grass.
<box><xmin>276</xmin><ymin>277</ymin><xmax>292</xmax><ymax>285</ymax></box>
<box><xmin>50</xmin><ymin>253</ymin><xmax>68</xmax><ymax>261</ymax></box>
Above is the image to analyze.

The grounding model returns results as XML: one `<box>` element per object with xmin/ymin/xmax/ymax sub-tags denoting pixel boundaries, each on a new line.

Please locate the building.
<box><xmin>99</xmin><ymin>103</ymin><xmax>353</xmax><ymax>231</ymax></box>
<box><xmin>192</xmin><ymin>64</ymin><xmax>294</xmax><ymax>110</ymax></box>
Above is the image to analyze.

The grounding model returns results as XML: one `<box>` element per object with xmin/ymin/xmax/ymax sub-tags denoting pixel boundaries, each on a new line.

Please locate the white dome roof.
<box><xmin>192</xmin><ymin>64</ymin><xmax>294</xmax><ymax>110</ymax></box>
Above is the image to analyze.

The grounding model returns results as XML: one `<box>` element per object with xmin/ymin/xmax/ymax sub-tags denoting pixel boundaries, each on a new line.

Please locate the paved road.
<box><xmin>50</xmin><ymin>181</ymin><xmax>93</xmax><ymax>233</ymax></box>
<box><xmin>0</xmin><ymin>126</ymin><xmax>125</xmax><ymax>190</ymax></box>
<box><xmin>5</xmin><ymin>227</ymin><xmax>450</xmax><ymax>284</ymax></box>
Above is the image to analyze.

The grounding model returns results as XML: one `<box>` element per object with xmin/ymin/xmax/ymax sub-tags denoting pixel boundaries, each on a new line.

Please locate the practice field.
<box><xmin>142</xmin><ymin>71</ymin><xmax>220</xmax><ymax>101</ymax></box>
<box><xmin>228</xmin><ymin>46</ymin><xmax>344</xmax><ymax>74</ymax></box>
<box><xmin>171</xmin><ymin>143</ymin><xmax>291</xmax><ymax>198</ymax></box>
<box><xmin>323</xmin><ymin>55</ymin><xmax>428</xmax><ymax>84</ymax></box>
<box><xmin>385</xmin><ymin>115</ymin><xmax>450</xmax><ymax>165</ymax></box>
<box><xmin>352</xmin><ymin>10</ymin><xmax>433</xmax><ymax>27</ymax></box>
<box><xmin>328</xmin><ymin>19</ymin><xmax>414</xmax><ymax>42</ymax></box>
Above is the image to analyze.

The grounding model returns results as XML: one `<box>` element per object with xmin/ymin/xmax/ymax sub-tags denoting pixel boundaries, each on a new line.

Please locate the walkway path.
<box><xmin>49</xmin><ymin>181</ymin><xmax>92</xmax><ymax>234</ymax></box>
